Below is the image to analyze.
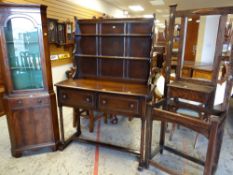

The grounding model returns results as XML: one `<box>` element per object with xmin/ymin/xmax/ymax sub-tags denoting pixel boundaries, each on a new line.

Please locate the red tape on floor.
<box><xmin>93</xmin><ymin>117</ymin><xmax>101</xmax><ymax>175</ymax></box>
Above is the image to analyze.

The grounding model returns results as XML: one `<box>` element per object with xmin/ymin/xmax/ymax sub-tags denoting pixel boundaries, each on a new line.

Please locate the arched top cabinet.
<box><xmin>0</xmin><ymin>3</ymin><xmax>59</xmax><ymax>157</ymax></box>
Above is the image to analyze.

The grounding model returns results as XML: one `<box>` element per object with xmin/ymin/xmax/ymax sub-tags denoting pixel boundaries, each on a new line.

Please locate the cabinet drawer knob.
<box><xmin>130</xmin><ymin>103</ymin><xmax>134</xmax><ymax>109</ymax></box>
<box><xmin>102</xmin><ymin>100</ymin><xmax>107</xmax><ymax>105</ymax></box>
<box><xmin>62</xmin><ymin>93</ymin><xmax>68</xmax><ymax>99</ymax></box>
<box><xmin>37</xmin><ymin>99</ymin><xmax>42</xmax><ymax>104</ymax></box>
<box><xmin>86</xmin><ymin>97</ymin><xmax>91</xmax><ymax>103</ymax></box>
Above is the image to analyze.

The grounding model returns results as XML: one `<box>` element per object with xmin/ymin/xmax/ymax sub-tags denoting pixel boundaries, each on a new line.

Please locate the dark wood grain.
<box><xmin>56</xmin><ymin>17</ymin><xmax>155</xmax><ymax>168</ymax></box>
<box><xmin>0</xmin><ymin>4</ymin><xmax>59</xmax><ymax>157</ymax></box>
<box><xmin>145</xmin><ymin>5</ymin><xmax>233</xmax><ymax>175</ymax></box>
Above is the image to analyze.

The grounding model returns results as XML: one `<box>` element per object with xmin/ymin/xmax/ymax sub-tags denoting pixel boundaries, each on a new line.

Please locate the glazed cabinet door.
<box><xmin>3</xmin><ymin>17</ymin><xmax>44</xmax><ymax>91</ymax></box>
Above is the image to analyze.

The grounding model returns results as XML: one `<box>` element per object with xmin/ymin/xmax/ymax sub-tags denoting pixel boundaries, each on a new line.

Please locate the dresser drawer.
<box><xmin>59</xmin><ymin>88</ymin><xmax>95</xmax><ymax>108</ymax></box>
<box><xmin>8</xmin><ymin>96</ymin><xmax>50</xmax><ymax>109</ymax></box>
<box><xmin>98</xmin><ymin>94</ymin><xmax>140</xmax><ymax>115</ymax></box>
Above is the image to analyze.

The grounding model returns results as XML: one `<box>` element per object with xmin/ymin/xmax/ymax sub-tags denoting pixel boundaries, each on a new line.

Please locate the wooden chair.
<box><xmin>145</xmin><ymin>5</ymin><xmax>233</xmax><ymax>175</ymax></box>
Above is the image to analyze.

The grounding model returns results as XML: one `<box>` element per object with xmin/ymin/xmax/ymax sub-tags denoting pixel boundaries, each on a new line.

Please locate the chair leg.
<box><xmin>213</xmin><ymin>127</ymin><xmax>225</xmax><ymax>172</ymax></box>
<box><xmin>204</xmin><ymin>121</ymin><xmax>219</xmax><ymax>175</ymax></box>
<box><xmin>103</xmin><ymin>112</ymin><xmax>108</xmax><ymax>124</ymax></box>
<box><xmin>110</xmin><ymin>114</ymin><xmax>118</xmax><ymax>124</ymax></box>
<box><xmin>89</xmin><ymin>111</ymin><xmax>94</xmax><ymax>132</ymax></box>
<box><xmin>169</xmin><ymin>123</ymin><xmax>176</xmax><ymax>141</ymax></box>
<box><xmin>160</xmin><ymin>121</ymin><xmax>166</xmax><ymax>154</ymax></box>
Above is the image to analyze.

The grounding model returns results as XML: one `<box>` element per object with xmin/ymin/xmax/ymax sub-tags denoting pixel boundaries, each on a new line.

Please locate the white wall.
<box><xmin>67</xmin><ymin>0</ymin><xmax>124</xmax><ymax>18</ymax></box>
<box><xmin>52</xmin><ymin>64</ymin><xmax>73</xmax><ymax>86</ymax></box>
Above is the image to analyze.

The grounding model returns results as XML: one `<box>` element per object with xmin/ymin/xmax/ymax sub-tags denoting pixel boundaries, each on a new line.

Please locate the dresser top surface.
<box><xmin>55</xmin><ymin>79</ymin><xmax>150</xmax><ymax>97</ymax></box>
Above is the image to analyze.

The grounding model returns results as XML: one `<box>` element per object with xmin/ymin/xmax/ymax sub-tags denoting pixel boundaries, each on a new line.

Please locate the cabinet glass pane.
<box><xmin>4</xmin><ymin>18</ymin><xmax>44</xmax><ymax>90</ymax></box>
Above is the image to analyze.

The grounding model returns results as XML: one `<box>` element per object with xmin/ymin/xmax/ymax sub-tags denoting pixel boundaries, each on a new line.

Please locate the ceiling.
<box><xmin>103</xmin><ymin>0</ymin><xmax>233</xmax><ymax>24</ymax></box>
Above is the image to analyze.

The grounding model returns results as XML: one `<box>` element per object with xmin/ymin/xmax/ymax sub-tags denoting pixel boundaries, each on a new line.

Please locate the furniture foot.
<box><xmin>12</xmin><ymin>151</ymin><xmax>22</xmax><ymax>158</ymax></box>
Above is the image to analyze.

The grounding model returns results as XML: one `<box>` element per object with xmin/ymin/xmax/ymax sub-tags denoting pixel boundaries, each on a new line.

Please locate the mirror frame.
<box><xmin>165</xmin><ymin>5</ymin><xmax>233</xmax><ymax>92</ymax></box>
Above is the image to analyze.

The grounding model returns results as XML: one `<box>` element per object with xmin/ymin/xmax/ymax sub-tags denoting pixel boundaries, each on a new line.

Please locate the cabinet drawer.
<box><xmin>9</xmin><ymin>96</ymin><xmax>49</xmax><ymax>109</ymax></box>
<box><xmin>59</xmin><ymin>88</ymin><xmax>95</xmax><ymax>108</ymax></box>
<box><xmin>98</xmin><ymin>94</ymin><xmax>140</xmax><ymax>115</ymax></box>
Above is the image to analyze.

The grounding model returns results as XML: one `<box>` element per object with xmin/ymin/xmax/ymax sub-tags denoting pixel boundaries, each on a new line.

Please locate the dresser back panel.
<box><xmin>75</xmin><ymin>18</ymin><xmax>154</xmax><ymax>84</ymax></box>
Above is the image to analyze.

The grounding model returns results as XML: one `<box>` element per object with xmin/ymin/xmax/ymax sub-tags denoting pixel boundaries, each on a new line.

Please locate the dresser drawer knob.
<box><xmin>102</xmin><ymin>100</ymin><xmax>107</xmax><ymax>105</ymax></box>
<box><xmin>62</xmin><ymin>93</ymin><xmax>68</xmax><ymax>99</ymax></box>
<box><xmin>86</xmin><ymin>97</ymin><xmax>91</xmax><ymax>103</ymax></box>
<box><xmin>130</xmin><ymin>103</ymin><xmax>134</xmax><ymax>109</ymax></box>
<box><xmin>37</xmin><ymin>99</ymin><xmax>42</xmax><ymax>104</ymax></box>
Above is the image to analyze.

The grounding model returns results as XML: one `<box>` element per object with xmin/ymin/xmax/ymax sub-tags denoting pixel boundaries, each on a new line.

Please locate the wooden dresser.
<box><xmin>56</xmin><ymin>18</ymin><xmax>154</xmax><ymax>168</ymax></box>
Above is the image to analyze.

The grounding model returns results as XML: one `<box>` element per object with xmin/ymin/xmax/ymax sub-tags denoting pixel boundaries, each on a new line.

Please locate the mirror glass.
<box><xmin>180</xmin><ymin>15</ymin><xmax>220</xmax><ymax>81</ymax></box>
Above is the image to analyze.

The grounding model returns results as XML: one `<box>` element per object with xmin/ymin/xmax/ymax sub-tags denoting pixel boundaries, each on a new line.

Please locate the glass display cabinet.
<box><xmin>0</xmin><ymin>3</ymin><xmax>59</xmax><ymax>157</ymax></box>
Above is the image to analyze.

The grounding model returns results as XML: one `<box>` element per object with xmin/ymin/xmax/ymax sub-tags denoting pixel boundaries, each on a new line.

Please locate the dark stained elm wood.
<box><xmin>128</xmin><ymin>22</ymin><xmax>153</xmax><ymax>34</ymax></box>
<box><xmin>79</xmin><ymin>23</ymin><xmax>97</xmax><ymax>34</ymax></box>
<box><xmin>77</xmin><ymin>36</ymin><xmax>97</xmax><ymax>55</ymax></box>
<box><xmin>100</xmin><ymin>58</ymin><xmax>123</xmax><ymax>78</ymax></box>
<box><xmin>127</xmin><ymin>60</ymin><xmax>150</xmax><ymax>81</ymax></box>
<box><xmin>128</xmin><ymin>37</ymin><xmax>151</xmax><ymax>57</ymax></box>
<box><xmin>101</xmin><ymin>36</ymin><xmax>124</xmax><ymax>56</ymax></box>
<box><xmin>145</xmin><ymin>5</ymin><xmax>233</xmax><ymax>175</ymax></box>
<box><xmin>0</xmin><ymin>4</ymin><xmax>59</xmax><ymax>157</ymax></box>
<box><xmin>76</xmin><ymin>57</ymin><xmax>97</xmax><ymax>77</ymax></box>
<box><xmin>101</xmin><ymin>23</ymin><xmax>124</xmax><ymax>34</ymax></box>
<box><xmin>56</xmin><ymin>79</ymin><xmax>150</xmax><ymax>97</ymax></box>
<box><xmin>56</xmin><ymin>17</ymin><xmax>155</xmax><ymax>168</ymax></box>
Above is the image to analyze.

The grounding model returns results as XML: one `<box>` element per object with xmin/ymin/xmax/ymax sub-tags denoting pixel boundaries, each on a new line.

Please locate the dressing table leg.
<box><xmin>76</xmin><ymin>108</ymin><xmax>81</xmax><ymax>136</ymax></box>
<box><xmin>138</xmin><ymin>117</ymin><xmax>145</xmax><ymax>171</ymax></box>
<box><xmin>89</xmin><ymin>111</ymin><xmax>94</xmax><ymax>132</ymax></box>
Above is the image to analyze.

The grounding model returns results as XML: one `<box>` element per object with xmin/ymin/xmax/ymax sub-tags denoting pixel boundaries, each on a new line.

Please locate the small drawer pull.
<box><xmin>62</xmin><ymin>93</ymin><xmax>68</xmax><ymax>99</ymax></box>
<box><xmin>86</xmin><ymin>97</ymin><xmax>91</xmax><ymax>103</ymax></box>
<box><xmin>130</xmin><ymin>104</ymin><xmax>134</xmax><ymax>109</ymax></box>
<box><xmin>102</xmin><ymin>100</ymin><xmax>107</xmax><ymax>105</ymax></box>
<box><xmin>37</xmin><ymin>99</ymin><xmax>42</xmax><ymax>104</ymax></box>
<box><xmin>17</xmin><ymin>100</ymin><xmax>23</xmax><ymax>104</ymax></box>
